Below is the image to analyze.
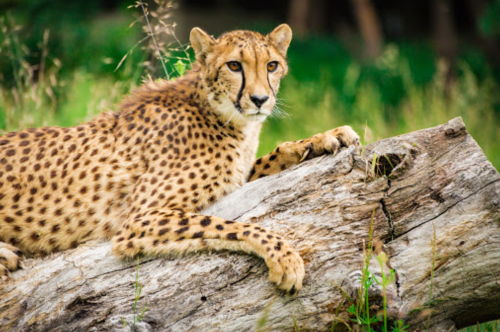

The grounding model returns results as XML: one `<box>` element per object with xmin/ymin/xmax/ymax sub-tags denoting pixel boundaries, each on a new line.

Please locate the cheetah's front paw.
<box><xmin>265</xmin><ymin>241</ymin><xmax>305</xmax><ymax>293</ymax></box>
<box><xmin>327</xmin><ymin>125</ymin><xmax>360</xmax><ymax>148</ymax></box>
<box><xmin>0</xmin><ymin>243</ymin><xmax>24</xmax><ymax>283</ymax></box>
<box><xmin>298</xmin><ymin>126</ymin><xmax>361</xmax><ymax>162</ymax></box>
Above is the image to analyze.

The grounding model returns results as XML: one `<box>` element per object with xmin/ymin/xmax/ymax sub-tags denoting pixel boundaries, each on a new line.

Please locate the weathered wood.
<box><xmin>1</xmin><ymin>117</ymin><xmax>499</xmax><ymax>331</ymax></box>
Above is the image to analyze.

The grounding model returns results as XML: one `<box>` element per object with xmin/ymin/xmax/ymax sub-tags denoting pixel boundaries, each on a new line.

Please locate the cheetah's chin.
<box><xmin>245</xmin><ymin>113</ymin><xmax>268</xmax><ymax>122</ymax></box>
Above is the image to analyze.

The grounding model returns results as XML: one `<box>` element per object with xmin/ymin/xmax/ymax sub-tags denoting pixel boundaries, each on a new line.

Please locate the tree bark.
<box><xmin>287</xmin><ymin>0</ymin><xmax>312</xmax><ymax>37</ymax></box>
<box><xmin>350</xmin><ymin>0</ymin><xmax>384</xmax><ymax>59</ymax></box>
<box><xmin>432</xmin><ymin>0</ymin><xmax>458</xmax><ymax>88</ymax></box>
<box><xmin>1</xmin><ymin>117</ymin><xmax>499</xmax><ymax>332</ymax></box>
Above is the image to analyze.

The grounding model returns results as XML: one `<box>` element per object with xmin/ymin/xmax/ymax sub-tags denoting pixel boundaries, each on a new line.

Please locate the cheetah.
<box><xmin>0</xmin><ymin>24</ymin><xmax>359</xmax><ymax>292</ymax></box>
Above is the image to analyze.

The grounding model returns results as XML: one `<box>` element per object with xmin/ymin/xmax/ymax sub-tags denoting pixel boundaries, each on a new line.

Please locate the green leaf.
<box><xmin>174</xmin><ymin>60</ymin><xmax>187</xmax><ymax>77</ymax></box>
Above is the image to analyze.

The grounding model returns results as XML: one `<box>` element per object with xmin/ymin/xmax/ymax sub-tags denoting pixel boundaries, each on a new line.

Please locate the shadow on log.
<box><xmin>1</xmin><ymin>117</ymin><xmax>499</xmax><ymax>331</ymax></box>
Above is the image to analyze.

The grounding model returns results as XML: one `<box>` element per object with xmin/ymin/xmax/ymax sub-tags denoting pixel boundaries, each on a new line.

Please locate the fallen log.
<box><xmin>1</xmin><ymin>117</ymin><xmax>499</xmax><ymax>332</ymax></box>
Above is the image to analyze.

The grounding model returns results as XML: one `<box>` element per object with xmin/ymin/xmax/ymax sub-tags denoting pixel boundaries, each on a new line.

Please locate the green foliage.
<box><xmin>3</xmin><ymin>13</ymin><xmax>500</xmax><ymax>173</ymax></box>
<box><xmin>2</xmin><ymin>4</ymin><xmax>500</xmax><ymax>172</ymax></box>
<box><xmin>336</xmin><ymin>210</ymin><xmax>497</xmax><ymax>332</ymax></box>
<box><xmin>0</xmin><ymin>2</ymin><xmax>143</xmax><ymax>83</ymax></box>
<box><xmin>372</xmin><ymin>253</ymin><xmax>396</xmax><ymax>332</ymax></box>
<box><xmin>460</xmin><ymin>320</ymin><xmax>500</xmax><ymax>332</ymax></box>
<box><xmin>345</xmin><ymin>210</ymin><xmax>383</xmax><ymax>332</ymax></box>
<box><xmin>133</xmin><ymin>259</ymin><xmax>148</xmax><ymax>329</ymax></box>
<box><xmin>0</xmin><ymin>14</ymin><xmax>59</xmax><ymax>130</ymax></box>
<box><xmin>347</xmin><ymin>302</ymin><xmax>381</xmax><ymax>330</ymax></box>
<box><xmin>391</xmin><ymin>320</ymin><xmax>410</xmax><ymax>332</ymax></box>
<box><xmin>480</xmin><ymin>0</ymin><xmax>500</xmax><ymax>38</ymax></box>
<box><xmin>173</xmin><ymin>59</ymin><xmax>187</xmax><ymax>77</ymax></box>
<box><xmin>337</xmin><ymin>211</ymin><xmax>408</xmax><ymax>332</ymax></box>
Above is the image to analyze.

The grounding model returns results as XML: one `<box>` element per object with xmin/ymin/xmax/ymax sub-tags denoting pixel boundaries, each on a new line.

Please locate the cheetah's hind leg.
<box><xmin>0</xmin><ymin>242</ymin><xmax>24</xmax><ymax>282</ymax></box>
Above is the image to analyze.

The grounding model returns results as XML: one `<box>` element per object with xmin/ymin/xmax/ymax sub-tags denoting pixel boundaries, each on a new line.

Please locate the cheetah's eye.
<box><xmin>227</xmin><ymin>61</ymin><xmax>242</xmax><ymax>72</ymax></box>
<box><xmin>267</xmin><ymin>61</ymin><xmax>278</xmax><ymax>72</ymax></box>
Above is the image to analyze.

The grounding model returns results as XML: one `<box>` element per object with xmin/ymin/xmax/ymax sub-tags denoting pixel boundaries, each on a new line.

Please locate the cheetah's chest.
<box><xmin>131</xmin><ymin>117</ymin><xmax>261</xmax><ymax>214</ymax></box>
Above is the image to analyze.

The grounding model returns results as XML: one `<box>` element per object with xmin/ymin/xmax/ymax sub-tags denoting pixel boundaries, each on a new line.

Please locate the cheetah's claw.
<box><xmin>0</xmin><ymin>243</ymin><xmax>24</xmax><ymax>283</ymax></box>
<box><xmin>299</xmin><ymin>126</ymin><xmax>360</xmax><ymax>162</ymax></box>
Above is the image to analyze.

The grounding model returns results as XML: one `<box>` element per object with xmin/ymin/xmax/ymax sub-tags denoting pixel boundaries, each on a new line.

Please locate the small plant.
<box><xmin>372</xmin><ymin>252</ymin><xmax>396</xmax><ymax>332</ymax></box>
<box><xmin>365</xmin><ymin>153</ymin><xmax>382</xmax><ymax>180</ymax></box>
<box><xmin>136</xmin><ymin>0</ymin><xmax>169</xmax><ymax>78</ymax></box>
<box><xmin>329</xmin><ymin>298</ymin><xmax>354</xmax><ymax>332</ymax></box>
<box><xmin>371</xmin><ymin>154</ymin><xmax>379</xmax><ymax>178</ymax></box>
<box><xmin>117</xmin><ymin>0</ymin><xmax>192</xmax><ymax>81</ymax></box>
<box><xmin>255</xmin><ymin>303</ymin><xmax>271</xmax><ymax>332</ymax></box>
<box><xmin>122</xmin><ymin>258</ymin><xmax>148</xmax><ymax>332</ymax></box>
<box><xmin>133</xmin><ymin>259</ymin><xmax>148</xmax><ymax>329</ymax></box>
<box><xmin>292</xmin><ymin>316</ymin><xmax>300</xmax><ymax>332</ymax></box>
<box><xmin>391</xmin><ymin>320</ymin><xmax>410</xmax><ymax>332</ymax></box>
<box><xmin>338</xmin><ymin>209</ymin><xmax>409</xmax><ymax>332</ymax></box>
<box><xmin>346</xmin><ymin>209</ymin><xmax>381</xmax><ymax>331</ymax></box>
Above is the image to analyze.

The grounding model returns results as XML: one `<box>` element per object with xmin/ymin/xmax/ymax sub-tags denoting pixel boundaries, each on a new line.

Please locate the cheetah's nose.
<box><xmin>250</xmin><ymin>95</ymin><xmax>269</xmax><ymax>108</ymax></box>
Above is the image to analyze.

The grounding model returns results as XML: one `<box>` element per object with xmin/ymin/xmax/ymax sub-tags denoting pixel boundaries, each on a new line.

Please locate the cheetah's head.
<box><xmin>190</xmin><ymin>24</ymin><xmax>292</xmax><ymax>125</ymax></box>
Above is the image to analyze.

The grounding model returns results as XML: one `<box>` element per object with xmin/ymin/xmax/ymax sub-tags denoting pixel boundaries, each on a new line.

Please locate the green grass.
<box><xmin>121</xmin><ymin>259</ymin><xmax>148</xmax><ymax>332</ymax></box>
<box><xmin>460</xmin><ymin>321</ymin><xmax>500</xmax><ymax>332</ymax></box>
<box><xmin>1</xmin><ymin>12</ymin><xmax>499</xmax><ymax>171</ymax></box>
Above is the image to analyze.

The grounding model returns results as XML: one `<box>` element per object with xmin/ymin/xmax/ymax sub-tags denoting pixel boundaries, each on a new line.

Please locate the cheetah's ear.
<box><xmin>190</xmin><ymin>27</ymin><xmax>215</xmax><ymax>65</ymax></box>
<box><xmin>268</xmin><ymin>24</ymin><xmax>293</xmax><ymax>57</ymax></box>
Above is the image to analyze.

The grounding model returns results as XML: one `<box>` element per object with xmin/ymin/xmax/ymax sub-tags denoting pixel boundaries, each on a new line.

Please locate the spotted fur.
<box><xmin>0</xmin><ymin>24</ymin><xmax>359</xmax><ymax>291</ymax></box>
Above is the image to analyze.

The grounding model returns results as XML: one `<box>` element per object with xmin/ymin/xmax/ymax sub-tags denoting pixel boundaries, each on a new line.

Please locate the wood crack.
<box><xmin>394</xmin><ymin>178</ymin><xmax>500</xmax><ymax>239</ymax></box>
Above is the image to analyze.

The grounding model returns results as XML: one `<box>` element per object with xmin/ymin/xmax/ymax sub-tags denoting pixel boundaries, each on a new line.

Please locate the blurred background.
<box><xmin>0</xmin><ymin>0</ymin><xmax>499</xmax><ymax>169</ymax></box>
